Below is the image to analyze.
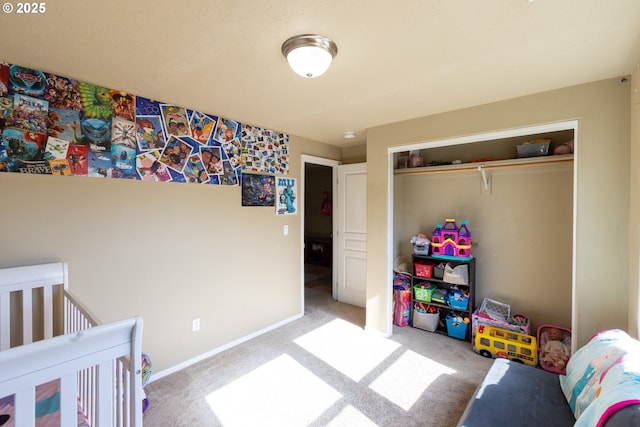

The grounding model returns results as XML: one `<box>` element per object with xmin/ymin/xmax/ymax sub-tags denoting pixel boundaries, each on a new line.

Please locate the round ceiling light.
<box><xmin>281</xmin><ymin>34</ymin><xmax>338</xmax><ymax>78</ymax></box>
<box><xmin>343</xmin><ymin>131</ymin><xmax>355</xmax><ymax>139</ymax></box>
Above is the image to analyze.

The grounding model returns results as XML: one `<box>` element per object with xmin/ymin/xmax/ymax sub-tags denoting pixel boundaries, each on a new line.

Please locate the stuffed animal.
<box><xmin>542</xmin><ymin>327</ymin><xmax>570</xmax><ymax>368</ymax></box>
<box><xmin>553</xmin><ymin>139</ymin><xmax>574</xmax><ymax>155</ymax></box>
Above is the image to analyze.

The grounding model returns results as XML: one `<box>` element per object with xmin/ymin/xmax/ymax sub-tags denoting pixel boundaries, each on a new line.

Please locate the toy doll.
<box><xmin>542</xmin><ymin>327</ymin><xmax>570</xmax><ymax>368</ymax></box>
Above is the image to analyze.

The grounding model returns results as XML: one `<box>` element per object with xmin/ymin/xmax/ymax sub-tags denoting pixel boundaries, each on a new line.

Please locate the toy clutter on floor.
<box><xmin>471</xmin><ymin>297</ymin><xmax>531</xmax><ymax>351</ymax></box>
<box><xmin>392</xmin><ymin>256</ymin><xmax>412</xmax><ymax>326</ymax></box>
<box><xmin>537</xmin><ymin>324</ymin><xmax>572</xmax><ymax>375</ymax></box>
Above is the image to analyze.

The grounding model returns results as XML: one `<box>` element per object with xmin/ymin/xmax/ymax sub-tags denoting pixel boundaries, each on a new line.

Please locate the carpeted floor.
<box><xmin>142</xmin><ymin>266</ymin><xmax>492</xmax><ymax>426</ymax></box>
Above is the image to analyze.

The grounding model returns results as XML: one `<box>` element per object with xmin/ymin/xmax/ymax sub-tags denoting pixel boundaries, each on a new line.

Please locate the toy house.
<box><xmin>431</xmin><ymin>218</ymin><xmax>472</xmax><ymax>260</ymax></box>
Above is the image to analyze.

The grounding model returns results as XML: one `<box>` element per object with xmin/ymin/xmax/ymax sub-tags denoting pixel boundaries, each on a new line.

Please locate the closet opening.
<box><xmin>386</xmin><ymin>120</ymin><xmax>578</xmax><ymax>350</ymax></box>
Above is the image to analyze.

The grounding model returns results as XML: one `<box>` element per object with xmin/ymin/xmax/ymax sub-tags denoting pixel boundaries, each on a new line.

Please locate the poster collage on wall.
<box><xmin>240</xmin><ymin>173</ymin><xmax>297</xmax><ymax>215</ymax></box>
<box><xmin>0</xmin><ymin>62</ymin><xmax>290</xmax><ymax>196</ymax></box>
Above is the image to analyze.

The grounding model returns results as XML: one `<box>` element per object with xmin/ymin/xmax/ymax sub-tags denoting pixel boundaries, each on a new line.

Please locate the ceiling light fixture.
<box><xmin>281</xmin><ymin>34</ymin><xmax>338</xmax><ymax>78</ymax></box>
<box><xmin>343</xmin><ymin>131</ymin><xmax>355</xmax><ymax>139</ymax></box>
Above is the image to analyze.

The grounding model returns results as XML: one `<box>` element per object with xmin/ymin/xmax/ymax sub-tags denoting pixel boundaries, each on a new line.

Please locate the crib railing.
<box><xmin>1</xmin><ymin>262</ymin><xmax>141</xmax><ymax>427</ymax></box>
<box><xmin>64</xmin><ymin>280</ymin><xmax>139</xmax><ymax>427</ymax></box>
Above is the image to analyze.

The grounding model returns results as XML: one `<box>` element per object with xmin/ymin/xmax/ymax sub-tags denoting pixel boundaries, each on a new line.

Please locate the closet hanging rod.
<box><xmin>394</xmin><ymin>155</ymin><xmax>573</xmax><ymax>176</ymax></box>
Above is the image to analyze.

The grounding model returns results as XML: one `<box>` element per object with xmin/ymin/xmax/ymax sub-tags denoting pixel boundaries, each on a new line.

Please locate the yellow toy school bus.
<box><xmin>474</xmin><ymin>324</ymin><xmax>538</xmax><ymax>366</ymax></box>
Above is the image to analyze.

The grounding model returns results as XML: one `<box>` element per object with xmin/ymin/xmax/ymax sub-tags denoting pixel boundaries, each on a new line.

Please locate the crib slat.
<box><xmin>22</xmin><ymin>289</ymin><xmax>33</xmax><ymax>345</ymax></box>
<box><xmin>97</xmin><ymin>360</ymin><xmax>114</xmax><ymax>426</ymax></box>
<box><xmin>60</xmin><ymin>373</ymin><xmax>77</xmax><ymax>427</ymax></box>
<box><xmin>43</xmin><ymin>285</ymin><xmax>53</xmax><ymax>339</ymax></box>
<box><xmin>14</xmin><ymin>388</ymin><xmax>36</xmax><ymax>427</ymax></box>
<box><xmin>0</xmin><ymin>292</ymin><xmax>9</xmax><ymax>350</ymax></box>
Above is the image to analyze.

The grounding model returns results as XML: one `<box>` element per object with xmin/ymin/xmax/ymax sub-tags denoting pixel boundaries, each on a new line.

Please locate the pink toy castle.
<box><xmin>430</xmin><ymin>218</ymin><xmax>472</xmax><ymax>260</ymax></box>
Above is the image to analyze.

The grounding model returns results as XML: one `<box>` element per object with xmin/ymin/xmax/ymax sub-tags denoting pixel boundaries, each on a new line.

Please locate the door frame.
<box><xmin>386</xmin><ymin>120</ymin><xmax>578</xmax><ymax>349</ymax></box>
<box><xmin>300</xmin><ymin>155</ymin><xmax>340</xmax><ymax>311</ymax></box>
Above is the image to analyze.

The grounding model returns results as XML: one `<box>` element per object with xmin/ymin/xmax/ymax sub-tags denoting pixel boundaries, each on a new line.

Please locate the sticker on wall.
<box><xmin>189</xmin><ymin>111</ymin><xmax>216</xmax><ymax>144</ymax></box>
<box><xmin>135</xmin><ymin>115</ymin><xmax>166</xmax><ymax>152</ymax></box>
<box><xmin>48</xmin><ymin>107</ymin><xmax>81</xmax><ymax>143</ymax></box>
<box><xmin>88</xmin><ymin>151</ymin><xmax>112</xmax><ymax>178</ymax></box>
<box><xmin>183</xmin><ymin>153</ymin><xmax>208</xmax><ymax>183</ymax></box>
<box><xmin>0</xmin><ymin>63</ymin><xmax>9</xmax><ymax>97</ymax></box>
<box><xmin>0</xmin><ymin>96</ymin><xmax>13</xmax><ymax>120</ymax></box>
<box><xmin>241</xmin><ymin>124</ymin><xmax>289</xmax><ymax>175</ymax></box>
<box><xmin>110</xmin><ymin>90</ymin><xmax>135</xmax><ymax>121</ymax></box>
<box><xmin>9</xmin><ymin>65</ymin><xmax>46</xmax><ymax>97</ymax></box>
<box><xmin>160</xmin><ymin>104</ymin><xmax>190</xmax><ymax>138</ymax></box>
<box><xmin>45</xmin><ymin>136</ymin><xmax>69</xmax><ymax>160</ymax></box>
<box><xmin>200</xmin><ymin>145</ymin><xmax>222</xmax><ymax>176</ymax></box>
<box><xmin>136</xmin><ymin>150</ymin><xmax>172</xmax><ymax>182</ymax></box>
<box><xmin>1</xmin><ymin>127</ymin><xmax>49</xmax><ymax>173</ymax></box>
<box><xmin>67</xmin><ymin>144</ymin><xmax>89</xmax><ymax>176</ymax></box>
<box><xmin>242</xmin><ymin>173</ymin><xmax>275</xmax><ymax>206</ymax></box>
<box><xmin>0</xmin><ymin>61</ymin><xmax>289</xmax><ymax>186</ymax></box>
<box><xmin>220</xmin><ymin>160</ymin><xmax>239</xmax><ymax>186</ymax></box>
<box><xmin>44</xmin><ymin>73</ymin><xmax>82</xmax><ymax>111</ymax></box>
<box><xmin>11</xmin><ymin>93</ymin><xmax>48</xmax><ymax>133</ymax></box>
<box><xmin>276</xmin><ymin>177</ymin><xmax>297</xmax><ymax>215</ymax></box>
<box><xmin>78</xmin><ymin>82</ymin><xmax>114</xmax><ymax>119</ymax></box>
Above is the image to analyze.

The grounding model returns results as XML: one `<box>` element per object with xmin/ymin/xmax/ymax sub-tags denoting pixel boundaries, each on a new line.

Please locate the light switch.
<box><xmin>283</xmin><ymin>224</ymin><xmax>289</xmax><ymax>235</ymax></box>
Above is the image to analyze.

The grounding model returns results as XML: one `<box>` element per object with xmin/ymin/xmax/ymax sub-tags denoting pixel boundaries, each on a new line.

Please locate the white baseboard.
<box><xmin>150</xmin><ymin>312</ymin><xmax>304</xmax><ymax>382</ymax></box>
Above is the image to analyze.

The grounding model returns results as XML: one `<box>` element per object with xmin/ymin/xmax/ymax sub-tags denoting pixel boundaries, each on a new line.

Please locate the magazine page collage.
<box><xmin>0</xmin><ymin>62</ymin><xmax>289</xmax><ymax>187</ymax></box>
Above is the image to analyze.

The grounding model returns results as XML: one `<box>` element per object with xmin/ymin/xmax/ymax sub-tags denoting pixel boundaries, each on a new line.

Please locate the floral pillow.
<box><xmin>559</xmin><ymin>329</ymin><xmax>640</xmax><ymax>426</ymax></box>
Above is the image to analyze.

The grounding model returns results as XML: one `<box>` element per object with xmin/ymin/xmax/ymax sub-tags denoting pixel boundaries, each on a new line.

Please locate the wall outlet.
<box><xmin>192</xmin><ymin>318</ymin><xmax>200</xmax><ymax>332</ymax></box>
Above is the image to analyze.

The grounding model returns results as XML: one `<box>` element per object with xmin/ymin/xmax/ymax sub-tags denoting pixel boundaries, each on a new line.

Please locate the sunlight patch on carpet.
<box><xmin>369</xmin><ymin>350</ymin><xmax>456</xmax><ymax>411</ymax></box>
<box><xmin>205</xmin><ymin>354</ymin><xmax>341</xmax><ymax>426</ymax></box>
<box><xmin>326</xmin><ymin>405</ymin><xmax>378</xmax><ymax>427</ymax></box>
<box><xmin>293</xmin><ymin>318</ymin><xmax>401</xmax><ymax>382</ymax></box>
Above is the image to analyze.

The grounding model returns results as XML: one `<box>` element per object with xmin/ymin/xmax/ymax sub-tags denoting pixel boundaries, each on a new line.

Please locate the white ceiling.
<box><xmin>1</xmin><ymin>0</ymin><xmax>640</xmax><ymax>147</ymax></box>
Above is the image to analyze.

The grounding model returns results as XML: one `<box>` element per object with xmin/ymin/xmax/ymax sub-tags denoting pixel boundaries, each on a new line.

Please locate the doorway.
<box><xmin>301</xmin><ymin>155</ymin><xmax>339</xmax><ymax>311</ymax></box>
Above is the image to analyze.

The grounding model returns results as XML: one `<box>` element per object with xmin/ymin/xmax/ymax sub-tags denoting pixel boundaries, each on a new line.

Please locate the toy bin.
<box><xmin>433</xmin><ymin>263</ymin><xmax>445</xmax><ymax>279</ymax></box>
<box><xmin>448</xmin><ymin>293</ymin><xmax>469</xmax><ymax>310</ymax></box>
<box><xmin>413</xmin><ymin>284</ymin><xmax>436</xmax><ymax>302</ymax></box>
<box><xmin>446</xmin><ymin>314</ymin><xmax>468</xmax><ymax>340</ymax></box>
<box><xmin>412</xmin><ymin>241</ymin><xmax>430</xmax><ymax>256</ymax></box>
<box><xmin>414</xmin><ymin>262</ymin><xmax>433</xmax><ymax>278</ymax></box>
<box><xmin>413</xmin><ymin>308</ymin><xmax>439</xmax><ymax>332</ymax></box>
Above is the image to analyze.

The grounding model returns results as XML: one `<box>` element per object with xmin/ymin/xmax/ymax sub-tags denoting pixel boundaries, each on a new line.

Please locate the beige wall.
<box><xmin>341</xmin><ymin>144</ymin><xmax>367</xmax><ymax>164</ymax></box>
<box><xmin>2</xmin><ymin>76</ymin><xmax>636</xmax><ymax>374</ymax></box>
<box><xmin>0</xmin><ymin>135</ymin><xmax>340</xmax><ymax>373</ymax></box>
<box><xmin>630</xmin><ymin>62</ymin><xmax>640</xmax><ymax>338</ymax></box>
<box><xmin>367</xmin><ymin>77</ymin><xmax>631</xmax><ymax>347</ymax></box>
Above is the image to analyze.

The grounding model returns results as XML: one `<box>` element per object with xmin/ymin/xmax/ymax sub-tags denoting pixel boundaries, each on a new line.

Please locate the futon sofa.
<box><xmin>458</xmin><ymin>329</ymin><xmax>640</xmax><ymax>427</ymax></box>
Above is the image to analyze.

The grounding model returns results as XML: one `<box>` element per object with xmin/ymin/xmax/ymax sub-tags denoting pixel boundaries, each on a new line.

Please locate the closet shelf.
<box><xmin>394</xmin><ymin>154</ymin><xmax>573</xmax><ymax>176</ymax></box>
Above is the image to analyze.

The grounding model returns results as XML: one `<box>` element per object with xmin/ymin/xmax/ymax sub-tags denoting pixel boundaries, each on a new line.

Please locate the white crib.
<box><xmin>0</xmin><ymin>262</ymin><xmax>142</xmax><ymax>426</ymax></box>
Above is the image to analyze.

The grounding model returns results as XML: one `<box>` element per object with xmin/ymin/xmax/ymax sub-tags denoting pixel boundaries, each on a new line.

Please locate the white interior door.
<box><xmin>337</xmin><ymin>163</ymin><xmax>367</xmax><ymax>307</ymax></box>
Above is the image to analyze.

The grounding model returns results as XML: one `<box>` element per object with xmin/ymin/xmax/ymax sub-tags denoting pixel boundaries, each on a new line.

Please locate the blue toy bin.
<box><xmin>448</xmin><ymin>295</ymin><xmax>469</xmax><ymax>310</ymax></box>
<box><xmin>446</xmin><ymin>315</ymin><xmax>468</xmax><ymax>340</ymax></box>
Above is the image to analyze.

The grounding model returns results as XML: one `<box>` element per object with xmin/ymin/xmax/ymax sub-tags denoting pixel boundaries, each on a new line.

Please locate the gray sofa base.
<box><xmin>458</xmin><ymin>358</ymin><xmax>575</xmax><ymax>427</ymax></box>
<box><xmin>458</xmin><ymin>358</ymin><xmax>640</xmax><ymax>427</ymax></box>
